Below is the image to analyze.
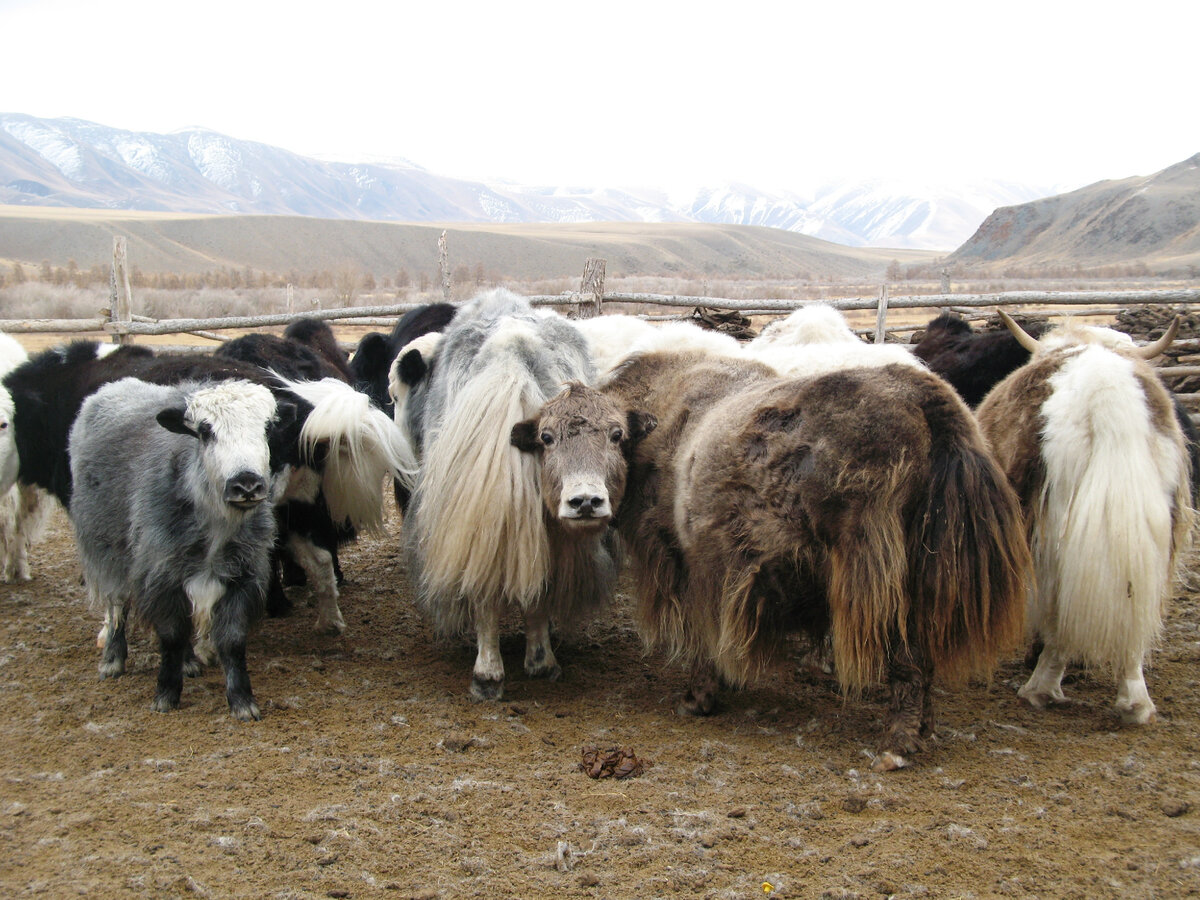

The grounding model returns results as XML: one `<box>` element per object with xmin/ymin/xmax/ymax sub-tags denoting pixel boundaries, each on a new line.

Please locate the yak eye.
<box><xmin>197</xmin><ymin>422</ymin><xmax>215</xmax><ymax>442</ymax></box>
<box><xmin>0</xmin><ymin>422</ymin><xmax>7</xmax><ymax>430</ymax></box>
<box><xmin>540</xmin><ymin>431</ymin><xmax>554</xmax><ymax>446</ymax></box>
<box><xmin>609</xmin><ymin>427</ymin><xmax>623</xmax><ymax>444</ymax></box>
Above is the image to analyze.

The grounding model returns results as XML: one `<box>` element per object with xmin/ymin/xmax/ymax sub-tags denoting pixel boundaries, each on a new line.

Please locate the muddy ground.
<box><xmin>1</xmin><ymin>504</ymin><xmax>1198</xmax><ymax>900</ymax></box>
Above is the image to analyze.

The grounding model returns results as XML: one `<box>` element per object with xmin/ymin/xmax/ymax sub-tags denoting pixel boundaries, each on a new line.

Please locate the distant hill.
<box><xmin>0</xmin><ymin>206</ymin><xmax>936</xmax><ymax>281</ymax></box>
<box><xmin>0</xmin><ymin>114</ymin><xmax>1047</xmax><ymax>251</ymax></box>
<box><xmin>949</xmin><ymin>154</ymin><xmax>1200</xmax><ymax>271</ymax></box>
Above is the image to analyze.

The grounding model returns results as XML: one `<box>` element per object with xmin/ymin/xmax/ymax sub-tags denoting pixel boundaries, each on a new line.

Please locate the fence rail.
<box><xmin>2</xmin><ymin>242</ymin><xmax>1198</xmax><ymax>343</ymax></box>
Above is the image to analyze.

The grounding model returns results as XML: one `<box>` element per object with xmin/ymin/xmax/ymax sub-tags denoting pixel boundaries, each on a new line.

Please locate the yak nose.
<box><xmin>566</xmin><ymin>491</ymin><xmax>610</xmax><ymax>518</ymax></box>
<box><xmin>568</xmin><ymin>493</ymin><xmax>603</xmax><ymax>514</ymax></box>
<box><xmin>224</xmin><ymin>470</ymin><xmax>268</xmax><ymax>506</ymax></box>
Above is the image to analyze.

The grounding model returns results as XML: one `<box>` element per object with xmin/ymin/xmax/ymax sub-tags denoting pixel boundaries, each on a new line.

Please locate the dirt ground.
<box><xmin>2</xmin><ymin>499</ymin><xmax>1199</xmax><ymax>900</ymax></box>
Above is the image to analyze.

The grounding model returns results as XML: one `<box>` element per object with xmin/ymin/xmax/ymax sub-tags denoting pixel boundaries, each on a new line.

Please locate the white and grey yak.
<box><xmin>403</xmin><ymin>288</ymin><xmax>618</xmax><ymax>700</ymax></box>
<box><xmin>69</xmin><ymin>377</ymin><xmax>295</xmax><ymax>720</ymax></box>
<box><xmin>978</xmin><ymin>313</ymin><xmax>1193</xmax><ymax>724</ymax></box>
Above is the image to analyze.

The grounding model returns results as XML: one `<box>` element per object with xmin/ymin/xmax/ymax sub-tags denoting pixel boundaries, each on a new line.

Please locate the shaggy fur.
<box><xmin>977</xmin><ymin>321</ymin><xmax>1193</xmax><ymax>724</ymax></box>
<box><xmin>523</xmin><ymin>350</ymin><xmax>1030</xmax><ymax>766</ymax></box>
<box><xmin>405</xmin><ymin>289</ymin><xmax>616</xmax><ymax>699</ymax></box>
<box><xmin>912</xmin><ymin>312</ymin><xmax>1047</xmax><ymax>407</ymax></box>
<box><xmin>572</xmin><ymin>314</ymin><xmax>741</xmax><ymax>377</ymax></box>
<box><xmin>745</xmin><ymin>304</ymin><xmax>926</xmax><ymax>379</ymax></box>
<box><xmin>283</xmin><ymin>319</ymin><xmax>354</xmax><ymax>382</ymax></box>
<box><xmin>69</xmin><ymin>378</ymin><xmax>290</xmax><ymax>720</ymax></box>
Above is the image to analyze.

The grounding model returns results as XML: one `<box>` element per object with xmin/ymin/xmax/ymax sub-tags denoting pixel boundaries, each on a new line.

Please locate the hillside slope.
<box><xmin>0</xmin><ymin>206</ymin><xmax>934</xmax><ymax>280</ymax></box>
<box><xmin>950</xmin><ymin>154</ymin><xmax>1200</xmax><ymax>270</ymax></box>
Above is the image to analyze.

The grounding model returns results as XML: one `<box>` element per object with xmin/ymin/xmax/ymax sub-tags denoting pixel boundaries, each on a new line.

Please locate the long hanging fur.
<box><xmin>1033</xmin><ymin>345</ymin><xmax>1190</xmax><ymax>670</ymax></box>
<box><xmin>411</xmin><ymin>320</ymin><xmax>555</xmax><ymax>631</ymax></box>
<box><xmin>275</xmin><ymin>376</ymin><xmax>417</xmax><ymax>533</ymax></box>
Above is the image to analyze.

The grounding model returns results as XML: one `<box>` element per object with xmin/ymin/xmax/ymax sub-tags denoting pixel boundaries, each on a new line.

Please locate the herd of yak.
<box><xmin>0</xmin><ymin>288</ymin><xmax>1192</xmax><ymax>771</ymax></box>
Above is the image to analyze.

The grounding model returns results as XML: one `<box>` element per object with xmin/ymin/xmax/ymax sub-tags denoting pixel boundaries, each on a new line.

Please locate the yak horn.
<box><xmin>998</xmin><ymin>310</ymin><xmax>1041</xmax><ymax>354</ymax></box>
<box><xmin>1138</xmin><ymin>315</ymin><xmax>1180</xmax><ymax>360</ymax></box>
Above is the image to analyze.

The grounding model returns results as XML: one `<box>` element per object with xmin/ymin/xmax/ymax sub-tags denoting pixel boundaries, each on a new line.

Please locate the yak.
<box><xmin>404</xmin><ymin>289</ymin><xmax>617</xmax><ymax>700</ymax></box>
<box><xmin>977</xmin><ymin>313</ymin><xmax>1192</xmax><ymax>724</ymax></box>
<box><xmin>70</xmin><ymin>377</ymin><xmax>294</xmax><ymax>720</ymax></box>
<box><xmin>0</xmin><ymin>332</ymin><xmax>50</xmax><ymax>582</ymax></box>
<box><xmin>514</xmin><ymin>349</ymin><xmax>1031</xmax><ymax>769</ymax></box>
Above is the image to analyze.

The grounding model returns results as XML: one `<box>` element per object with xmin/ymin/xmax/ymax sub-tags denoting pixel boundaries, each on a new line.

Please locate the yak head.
<box><xmin>512</xmin><ymin>381</ymin><xmax>656</xmax><ymax>531</ymax></box>
<box><xmin>157</xmin><ymin>380</ymin><xmax>295</xmax><ymax>512</ymax></box>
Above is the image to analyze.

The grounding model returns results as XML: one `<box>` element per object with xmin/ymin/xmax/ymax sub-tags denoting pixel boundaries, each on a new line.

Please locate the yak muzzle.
<box><xmin>224</xmin><ymin>470</ymin><xmax>269</xmax><ymax>508</ymax></box>
<box><xmin>558</xmin><ymin>481</ymin><xmax>612</xmax><ymax>525</ymax></box>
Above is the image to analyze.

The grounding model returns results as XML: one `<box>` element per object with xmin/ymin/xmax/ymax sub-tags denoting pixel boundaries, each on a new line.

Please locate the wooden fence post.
<box><xmin>874</xmin><ymin>284</ymin><xmax>890</xmax><ymax>344</ymax></box>
<box><xmin>940</xmin><ymin>267</ymin><xmax>951</xmax><ymax>293</ymax></box>
<box><xmin>579</xmin><ymin>258</ymin><xmax>605</xmax><ymax>318</ymax></box>
<box><xmin>438</xmin><ymin>231</ymin><xmax>451</xmax><ymax>303</ymax></box>
<box><xmin>109</xmin><ymin>236</ymin><xmax>133</xmax><ymax>345</ymax></box>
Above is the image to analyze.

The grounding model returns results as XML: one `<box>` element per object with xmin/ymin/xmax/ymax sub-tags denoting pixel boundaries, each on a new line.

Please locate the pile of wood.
<box><xmin>690</xmin><ymin>306</ymin><xmax>757</xmax><ymax>341</ymax></box>
<box><xmin>1112</xmin><ymin>305</ymin><xmax>1200</xmax><ymax>404</ymax></box>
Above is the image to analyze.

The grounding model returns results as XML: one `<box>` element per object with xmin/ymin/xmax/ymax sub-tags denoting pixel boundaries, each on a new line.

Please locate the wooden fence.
<box><xmin>3</xmin><ymin>239</ymin><xmax>1199</xmax><ymax>352</ymax></box>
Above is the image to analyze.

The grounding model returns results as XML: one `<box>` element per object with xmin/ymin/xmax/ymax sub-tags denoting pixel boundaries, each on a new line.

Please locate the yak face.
<box><xmin>512</xmin><ymin>382</ymin><xmax>656</xmax><ymax>531</ymax></box>
<box><xmin>156</xmin><ymin>381</ymin><xmax>292</xmax><ymax>511</ymax></box>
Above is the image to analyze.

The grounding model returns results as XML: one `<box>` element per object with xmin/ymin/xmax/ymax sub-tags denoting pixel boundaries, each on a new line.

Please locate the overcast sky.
<box><xmin>2</xmin><ymin>0</ymin><xmax>1197</xmax><ymax>197</ymax></box>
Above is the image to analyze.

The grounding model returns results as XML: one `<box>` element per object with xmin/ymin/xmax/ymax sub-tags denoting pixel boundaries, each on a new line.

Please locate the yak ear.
<box><xmin>274</xmin><ymin>400</ymin><xmax>298</xmax><ymax>429</ymax></box>
<box><xmin>627</xmin><ymin>410</ymin><xmax>657</xmax><ymax>442</ymax></box>
<box><xmin>156</xmin><ymin>405</ymin><xmax>196</xmax><ymax>438</ymax></box>
<box><xmin>511</xmin><ymin>419</ymin><xmax>542</xmax><ymax>453</ymax></box>
<box><xmin>398</xmin><ymin>348</ymin><xmax>428</xmax><ymax>387</ymax></box>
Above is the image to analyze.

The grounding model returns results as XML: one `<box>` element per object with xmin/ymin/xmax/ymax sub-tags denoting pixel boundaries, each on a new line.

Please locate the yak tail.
<box><xmin>279</xmin><ymin>376</ymin><xmax>419</xmax><ymax>534</ymax></box>
<box><xmin>411</xmin><ymin>350</ymin><xmax>549</xmax><ymax>621</ymax></box>
<box><xmin>826</xmin><ymin>476</ymin><xmax>915</xmax><ymax>695</ymax></box>
<box><xmin>906</xmin><ymin>394</ymin><xmax>1030</xmax><ymax>686</ymax></box>
<box><xmin>1035</xmin><ymin>357</ymin><xmax>1192</xmax><ymax>671</ymax></box>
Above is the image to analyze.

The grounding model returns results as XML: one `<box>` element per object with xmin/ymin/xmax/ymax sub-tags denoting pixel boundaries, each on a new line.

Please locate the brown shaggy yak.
<box><xmin>513</xmin><ymin>350</ymin><xmax>1031</xmax><ymax>770</ymax></box>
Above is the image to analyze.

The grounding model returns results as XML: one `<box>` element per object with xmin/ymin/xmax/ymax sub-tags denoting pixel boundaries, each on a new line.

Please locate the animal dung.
<box><xmin>579</xmin><ymin>745</ymin><xmax>646</xmax><ymax>779</ymax></box>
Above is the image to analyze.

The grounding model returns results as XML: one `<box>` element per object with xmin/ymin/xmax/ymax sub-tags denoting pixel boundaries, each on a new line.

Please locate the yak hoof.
<box><xmin>872</xmin><ymin>751</ymin><xmax>909</xmax><ymax>773</ymax></box>
<box><xmin>314</xmin><ymin>616</ymin><xmax>347</xmax><ymax>636</ymax></box>
<box><xmin>526</xmin><ymin>660</ymin><xmax>562</xmax><ymax>681</ymax></box>
<box><xmin>229</xmin><ymin>699</ymin><xmax>262</xmax><ymax>722</ymax></box>
<box><xmin>98</xmin><ymin>659</ymin><xmax>125</xmax><ymax>679</ymax></box>
<box><xmin>675</xmin><ymin>689</ymin><xmax>717</xmax><ymax>717</ymax></box>
<box><xmin>1017</xmin><ymin>683</ymin><xmax>1066</xmax><ymax>710</ymax></box>
<box><xmin>1116</xmin><ymin>701</ymin><xmax>1156</xmax><ymax>726</ymax></box>
<box><xmin>151</xmin><ymin>692</ymin><xmax>180</xmax><ymax>713</ymax></box>
<box><xmin>182</xmin><ymin>655</ymin><xmax>204</xmax><ymax>678</ymax></box>
<box><xmin>469</xmin><ymin>675</ymin><xmax>504</xmax><ymax>702</ymax></box>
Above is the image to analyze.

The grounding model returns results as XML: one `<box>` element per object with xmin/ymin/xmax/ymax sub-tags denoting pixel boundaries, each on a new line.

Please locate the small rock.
<box><xmin>727</xmin><ymin>807</ymin><xmax>747</xmax><ymax>819</ymax></box>
<box><xmin>842</xmin><ymin>796</ymin><xmax>867</xmax><ymax>813</ymax></box>
<box><xmin>327</xmin><ymin>892</ymin><xmax>350</xmax><ymax>899</ymax></box>
<box><xmin>849</xmin><ymin>835</ymin><xmax>870</xmax><ymax>847</ymax></box>
<box><xmin>1162</xmin><ymin>800</ymin><xmax>1190</xmax><ymax>818</ymax></box>
<box><xmin>699</xmin><ymin>834</ymin><xmax>716</xmax><ymax>848</ymax></box>
<box><xmin>578</xmin><ymin>873</ymin><xmax>600</xmax><ymax>888</ymax></box>
<box><xmin>439</xmin><ymin>733</ymin><xmax>474</xmax><ymax>753</ymax></box>
<box><xmin>316</xmin><ymin>855</ymin><xmax>339</xmax><ymax>866</ymax></box>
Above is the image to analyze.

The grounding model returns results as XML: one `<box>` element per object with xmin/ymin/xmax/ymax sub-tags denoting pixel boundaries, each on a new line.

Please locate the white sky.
<box><xmin>2</xmin><ymin>0</ymin><xmax>1197</xmax><ymax>196</ymax></box>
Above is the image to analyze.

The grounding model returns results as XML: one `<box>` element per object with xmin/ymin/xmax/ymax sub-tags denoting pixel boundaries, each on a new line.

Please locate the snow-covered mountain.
<box><xmin>0</xmin><ymin>113</ymin><xmax>1048</xmax><ymax>250</ymax></box>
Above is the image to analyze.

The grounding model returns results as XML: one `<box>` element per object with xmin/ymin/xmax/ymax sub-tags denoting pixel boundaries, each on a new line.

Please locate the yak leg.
<box><xmin>470</xmin><ymin>603</ymin><xmax>505</xmax><ymax>701</ymax></box>
<box><xmin>286</xmin><ymin>534</ymin><xmax>344</xmax><ymax>635</ymax></box>
<box><xmin>523</xmin><ymin>605</ymin><xmax>561</xmax><ymax>681</ymax></box>
<box><xmin>876</xmin><ymin>643</ymin><xmax>934</xmax><ymax>772</ymax></box>
<box><xmin>676</xmin><ymin>660</ymin><xmax>721</xmax><ymax>717</ymax></box>
<box><xmin>1114</xmin><ymin>652</ymin><xmax>1156</xmax><ymax>725</ymax></box>
<box><xmin>150</xmin><ymin>598</ymin><xmax>190</xmax><ymax>713</ymax></box>
<box><xmin>212</xmin><ymin>581</ymin><xmax>261</xmax><ymax>722</ymax></box>
<box><xmin>1018</xmin><ymin>638</ymin><xmax>1068</xmax><ymax>709</ymax></box>
<box><xmin>97</xmin><ymin>593</ymin><xmax>129</xmax><ymax>679</ymax></box>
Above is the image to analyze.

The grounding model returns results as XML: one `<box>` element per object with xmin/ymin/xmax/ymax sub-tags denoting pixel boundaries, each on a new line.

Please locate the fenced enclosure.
<box><xmin>4</xmin><ymin>235</ymin><xmax>1200</xmax><ymax>358</ymax></box>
